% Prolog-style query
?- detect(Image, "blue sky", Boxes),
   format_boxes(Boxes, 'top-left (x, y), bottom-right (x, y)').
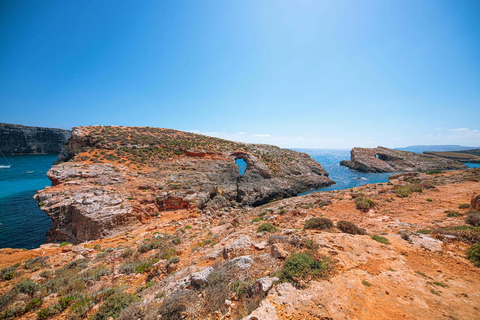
top-left (1, 0), bottom-right (479, 148)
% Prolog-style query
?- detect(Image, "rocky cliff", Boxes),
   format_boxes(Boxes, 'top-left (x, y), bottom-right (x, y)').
top-left (424, 151), bottom-right (480, 164)
top-left (340, 146), bottom-right (468, 173)
top-left (34, 126), bottom-right (334, 243)
top-left (0, 123), bottom-right (71, 155)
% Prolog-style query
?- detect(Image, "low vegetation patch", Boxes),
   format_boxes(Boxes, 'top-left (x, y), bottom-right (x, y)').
top-left (426, 170), bottom-right (442, 175)
top-left (459, 203), bottom-right (471, 209)
top-left (355, 197), bottom-right (375, 211)
top-left (371, 235), bottom-right (390, 245)
top-left (416, 229), bottom-right (431, 234)
top-left (362, 280), bottom-right (371, 287)
top-left (445, 210), bottom-right (460, 217)
top-left (466, 243), bottom-right (480, 267)
top-left (465, 211), bottom-right (480, 227)
top-left (89, 291), bottom-right (140, 320)
top-left (304, 217), bottom-right (333, 230)
top-left (280, 251), bottom-right (333, 288)
top-left (257, 223), bottom-right (279, 233)
top-left (336, 221), bottom-right (367, 235)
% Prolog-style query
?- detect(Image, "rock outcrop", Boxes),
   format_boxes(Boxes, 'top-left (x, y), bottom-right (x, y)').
top-left (3, 168), bottom-right (480, 320)
top-left (35, 126), bottom-right (334, 243)
top-left (424, 151), bottom-right (480, 164)
top-left (340, 146), bottom-right (467, 173)
top-left (0, 123), bottom-right (71, 154)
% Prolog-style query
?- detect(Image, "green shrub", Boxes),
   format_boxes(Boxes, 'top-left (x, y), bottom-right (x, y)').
top-left (252, 218), bottom-right (260, 223)
top-left (280, 251), bottom-right (332, 287)
top-left (184, 225), bottom-right (192, 229)
top-left (60, 242), bottom-right (71, 247)
top-left (24, 256), bottom-right (49, 271)
top-left (394, 186), bottom-right (412, 198)
top-left (257, 223), bottom-right (279, 233)
top-left (304, 218), bottom-right (333, 230)
top-left (371, 235), bottom-right (390, 245)
top-left (355, 198), bottom-right (375, 211)
top-left (362, 280), bottom-right (371, 287)
top-left (121, 248), bottom-right (134, 258)
top-left (416, 229), bottom-right (431, 234)
top-left (445, 210), bottom-right (460, 217)
top-left (466, 243), bottom-right (480, 267)
top-left (37, 307), bottom-right (58, 319)
top-left (433, 281), bottom-right (448, 288)
top-left (15, 278), bottom-right (40, 295)
top-left (279, 209), bottom-right (286, 215)
top-left (459, 203), bottom-right (471, 209)
top-left (0, 306), bottom-right (23, 319)
top-left (426, 198), bottom-right (433, 202)
top-left (426, 170), bottom-right (442, 174)
top-left (336, 221), bottom-right (366, 235)
top-left (0, 267), bottom-right (16, 281)
top-left (89, 292), bottom-right (140, 320)
top-left (24, 298), bottom-right (42, 312)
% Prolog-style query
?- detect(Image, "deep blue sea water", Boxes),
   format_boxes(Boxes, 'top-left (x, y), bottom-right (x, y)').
top-left (0, 151), bottom-right (478, 250)
top-left (0, 154), bottom-right (56, 249)
top-left (292, 149), bottom-right (393, 195)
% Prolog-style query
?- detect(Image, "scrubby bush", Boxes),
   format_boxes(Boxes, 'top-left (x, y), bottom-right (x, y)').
top-left (257, 223), bottom-right (279, 233)
top-left (426, 170), bottom-right (442, 174)
top-left (89, 292), bottom-right (140, 320)
top-left (156, 289), bottom-right (197, 320)
top-left (304, 218), bottom-right (333, 230)
top-left (467, 243), bottom-right (480, 267)
top-left (24, 256), bottom-right (49, 271)
top-left (0, 267), bottom-right (16, 281)
top-left (355, 197), bottom-right (375, 211)
top-left (445, 210), bottom-right (460, 217)
top-left (337, 221), bottom-right (367, 235)
top-left (280, 251), bottom-right (332, 287)
top-left (459, 203), bottom-right (471, 209)
top-left (394, 186), bottom-right (412, 198)
top-left (24, 298), bottom-right (42, 312)
top-left (466, 211), bottom-right (480, 227)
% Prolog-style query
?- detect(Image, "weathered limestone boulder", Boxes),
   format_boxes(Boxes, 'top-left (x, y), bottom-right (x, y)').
top-left (340, 146), bottom-right (467, 173)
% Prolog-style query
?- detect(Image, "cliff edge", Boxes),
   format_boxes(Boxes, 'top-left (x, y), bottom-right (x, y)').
top-left (340, 146), bottom-right (467, 173)
top-left (0, 123), bottom-right (71, 155)
top-left (35, 126), bottom-right (334, 243)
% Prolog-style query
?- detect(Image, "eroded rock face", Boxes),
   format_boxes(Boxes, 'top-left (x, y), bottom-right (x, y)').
top-left (0, 123), bottom-right (71, 154)
top-left (35, 126), bottom-right (333, 243)
top-left (340, 146), bottom-right (467, 173)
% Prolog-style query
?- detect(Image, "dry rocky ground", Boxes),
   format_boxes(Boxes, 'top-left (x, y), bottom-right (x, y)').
top-left (1, 169), bottom-right (480, 319)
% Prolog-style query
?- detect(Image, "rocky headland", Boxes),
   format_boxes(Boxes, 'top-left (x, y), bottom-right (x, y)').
top-left (34, 126), bottom-right (334, 244)
top-left (0, 123), bottom-right (71, 155)
top-left (1, 168), bottom-right (480, 319)
top-left (424, 151), bottom-right (480, 164)
top-left (340, 146), bottom-right (467, 173)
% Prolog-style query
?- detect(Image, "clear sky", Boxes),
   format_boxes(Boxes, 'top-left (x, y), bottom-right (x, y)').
top-left (1, 0), bottom-right (479, 149)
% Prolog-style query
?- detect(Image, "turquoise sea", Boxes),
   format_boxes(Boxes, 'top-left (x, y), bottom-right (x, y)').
top-left (0, 154), bottom-right (57, 249)
top-left (1, 151), bottom-right (479, 250)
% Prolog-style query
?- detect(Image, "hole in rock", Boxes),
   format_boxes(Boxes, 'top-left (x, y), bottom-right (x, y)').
top-left (236, 158), bottom-right (247, 176)
top-left (376, 154), bottom-right (389, 161)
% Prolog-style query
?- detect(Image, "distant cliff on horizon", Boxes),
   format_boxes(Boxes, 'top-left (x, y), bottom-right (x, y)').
top-left (395, 145), bottom-right (479, 153)
top-left (0, 123), bottom-right (71, 155)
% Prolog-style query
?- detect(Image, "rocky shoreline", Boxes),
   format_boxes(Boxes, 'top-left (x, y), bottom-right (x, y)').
top-left (340, 146), bottom-right (467, 173)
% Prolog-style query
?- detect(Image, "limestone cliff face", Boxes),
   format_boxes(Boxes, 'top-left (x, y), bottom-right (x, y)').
top-left (0, 123), bottom-right (71, 155)
top-left (424, 151), bottom-right (480, 164)
top-left (340, 146), bottom-right (467, 173)
top-left (35, 126), bottom-right (334, 243)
